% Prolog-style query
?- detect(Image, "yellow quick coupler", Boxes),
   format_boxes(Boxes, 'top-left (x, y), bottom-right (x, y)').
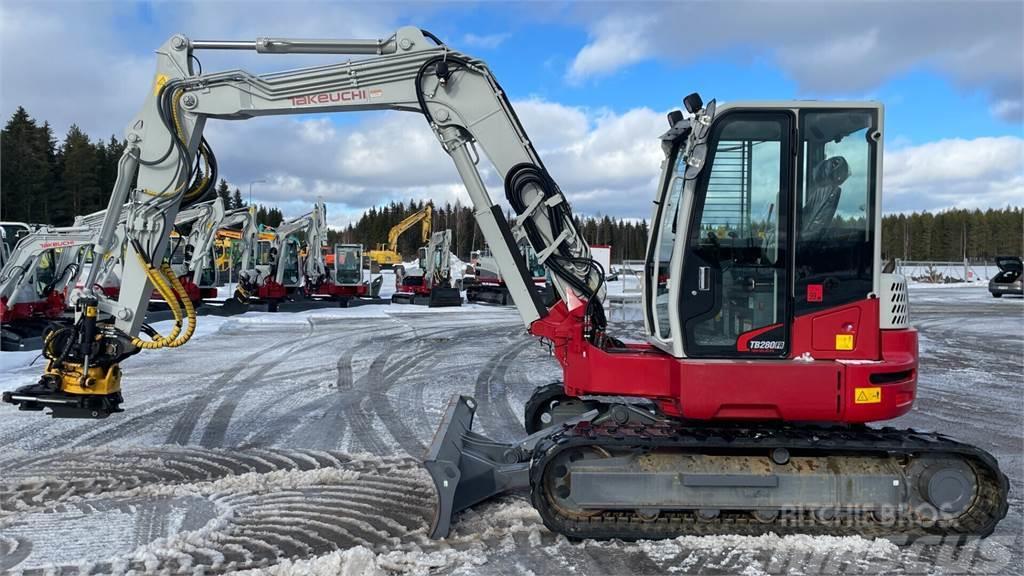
top-left (47, 362), bottom-right (123, 395)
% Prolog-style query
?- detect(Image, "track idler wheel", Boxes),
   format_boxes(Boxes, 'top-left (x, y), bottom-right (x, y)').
top-left (541, 446), bottom-right (611, 520)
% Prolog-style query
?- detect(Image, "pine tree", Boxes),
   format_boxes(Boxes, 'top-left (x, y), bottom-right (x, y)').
top-left (216, 179), bottom-right (232, 209)
top-left (267, 207), bottom-right (283, 227)
top-left (60, 125), bottom-right (99, 216)
top-left (0, 107), bottom-right (51, 222)
top-left (232, 188), bottom-right (244, 209)
top-left (94, 134), bottom-right (125, 212)
top-left (37, 120), bottom-right (58, 223)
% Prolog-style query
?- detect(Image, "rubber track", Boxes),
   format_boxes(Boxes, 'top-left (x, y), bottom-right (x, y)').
top-left (530, 421), bottom-right (1010, 541)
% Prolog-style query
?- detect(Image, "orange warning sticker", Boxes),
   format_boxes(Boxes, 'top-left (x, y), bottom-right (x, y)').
top-left (835, 334), bottom-right (854, 351)
top-left (855, 387), bottom-right (882, 404)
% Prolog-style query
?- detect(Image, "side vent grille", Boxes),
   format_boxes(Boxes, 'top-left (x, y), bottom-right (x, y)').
top-left (880, 273), bottom-right (909, 329)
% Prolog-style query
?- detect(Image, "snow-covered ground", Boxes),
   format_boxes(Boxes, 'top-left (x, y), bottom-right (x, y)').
top-left (0, 285), bottom-right (1020, 575)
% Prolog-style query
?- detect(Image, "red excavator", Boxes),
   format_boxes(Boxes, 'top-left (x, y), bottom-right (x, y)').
top-left (2, 28), bottom-right (1007, 543)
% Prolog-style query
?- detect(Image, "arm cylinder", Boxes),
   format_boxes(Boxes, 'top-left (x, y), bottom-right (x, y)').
top-left (82, 148), bottom-right (139, 295)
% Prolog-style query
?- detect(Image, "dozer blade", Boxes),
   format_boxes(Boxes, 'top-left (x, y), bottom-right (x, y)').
top-left (391, 292), bottom-right (415, 305)
top-left (208, 296), bottom-right (250, 316)
top-left (423, 394), bottom-right (599, 539)
top-left (428, 287), bottom-right (462, 308)
top-left (424, 395), bottom-right (530, 538)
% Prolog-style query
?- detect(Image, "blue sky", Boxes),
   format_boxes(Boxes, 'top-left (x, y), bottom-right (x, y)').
top-left (1, 1), bottom-right (1021, 224)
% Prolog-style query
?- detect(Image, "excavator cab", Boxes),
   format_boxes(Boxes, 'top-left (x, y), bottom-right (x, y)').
top-left (427, 98), bottom-right (980, 541)
top-left (645, 100), bottom-right (881, 362)
top-left (334, 244), bottom-right (363, 286)
top-left (280, 237), bottom-right (302, 288)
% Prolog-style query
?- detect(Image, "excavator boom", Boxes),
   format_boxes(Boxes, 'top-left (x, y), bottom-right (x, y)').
top-left (368, 203), bottom-right (434, 267)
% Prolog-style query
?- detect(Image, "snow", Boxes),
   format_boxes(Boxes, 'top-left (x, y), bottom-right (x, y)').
top-left (899, 264), bottom-right (1000, 284)
top-left (1, 283), bottom-right (1020, 575)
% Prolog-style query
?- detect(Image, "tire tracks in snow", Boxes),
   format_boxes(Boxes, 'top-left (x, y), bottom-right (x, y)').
top-left (0, 536), bottom-right (32, 571)
top-left (376, 323), bottom-right (514, 457)
top-left (203, 317), bottom-right (403, 448)
top-left (168, 319), bottom-right (362, 448)
top-left (244, 323), bottom-right (413, 452)
top-left (473, 336), bottom-right (535, 439)
top-left (1, 446), bottom-right (439, 574)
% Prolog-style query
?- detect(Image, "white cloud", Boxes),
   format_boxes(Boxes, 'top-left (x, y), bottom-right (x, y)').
top-left (990, 99), bottom-right (1023, 123)
top-left (204, 100), bottom-right (667, 222)
top-left (567, 2), bottom-right (1023, 122)
top-left (567, 15), bottom-right (655, 83)
top-left (461, 32), bottom-right (511, 50)
top-left (883, 137), bottom-right (1024, 212)
top-left (2, 2), bottom-right (1019, 228)
top-left (0, 2), bottom-right (153, 139)
top-left (0, 1), bottom-right (414, 139)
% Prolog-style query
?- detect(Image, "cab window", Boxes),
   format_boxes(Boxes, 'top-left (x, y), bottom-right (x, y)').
top-left (796, 110), bottom-right (877, 313)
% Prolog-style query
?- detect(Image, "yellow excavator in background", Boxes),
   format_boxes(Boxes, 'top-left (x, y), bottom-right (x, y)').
top-left (366, 204), bottom-right (432, 268)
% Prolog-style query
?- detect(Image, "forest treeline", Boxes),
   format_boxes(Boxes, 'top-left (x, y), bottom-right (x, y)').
top-left (880, 208), bottom-right (1022, 262)
top-left (1, 106), bottom-right (286, 228)
top-left (2, 108), bottom-right (1021, 262)
top-left (328, 200), bottom-right (652, 261)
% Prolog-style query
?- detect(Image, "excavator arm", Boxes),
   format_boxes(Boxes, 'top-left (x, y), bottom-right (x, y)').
top-left (0, 226), bottom-right (99, 310)
top-left (267, 199), bottom-right (328, 286)
top-left (12, 27), bottom-right (595, 340)
top-left (386, 203), bottom-right (433, 253)
top-left (170, 197), bottom-right (226, 285)
top-left (2, 26), bottom-right (606, 533)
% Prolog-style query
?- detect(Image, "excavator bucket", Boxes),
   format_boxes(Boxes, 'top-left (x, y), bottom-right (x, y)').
top-left (428, 287), bottom-right (462, 307)
top-left (423, 395), bottom-right (530, 539)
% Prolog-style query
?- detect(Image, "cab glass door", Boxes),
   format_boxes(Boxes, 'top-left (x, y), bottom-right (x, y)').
top-left (647, 147), bottom-right (687, 340)
top-left (681, 112), bottom-right (792, 357)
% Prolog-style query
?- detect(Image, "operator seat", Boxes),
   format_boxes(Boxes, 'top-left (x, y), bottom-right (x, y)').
top-left (801, 156), bottom-right (848, 240)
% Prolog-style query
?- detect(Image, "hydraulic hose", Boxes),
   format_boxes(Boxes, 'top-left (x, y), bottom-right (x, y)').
top-left (130, 253), bottom-right (183, 349)
top-left (127, 241), bottom-right (196, 350)
top-left (504, 163), bottom-right (608, 339)
top-left (163, 261), bottom-right (196, 347)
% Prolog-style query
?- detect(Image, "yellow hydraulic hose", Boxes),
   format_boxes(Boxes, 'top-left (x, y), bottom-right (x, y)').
top-left (130, 253), bottom-right (184, 349)
top-left (161, 261), bottom-right (196, 348)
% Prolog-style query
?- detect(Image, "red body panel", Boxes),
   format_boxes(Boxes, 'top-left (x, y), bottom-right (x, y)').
top-left (0, 292), bottom-right (66, 323)
top-left (530, 297), bottom-right (917, 424)
top-left (316, 281), bottom-right (369, 297)
top-left (150, 277), bottom-right (209, 304)
top-left (257, 279), bottom-right (287, 300)
top-left (398, 277), bottom-right (431, 296)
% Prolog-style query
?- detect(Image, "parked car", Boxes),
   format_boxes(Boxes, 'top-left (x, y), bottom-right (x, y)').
top-left (989, 256), bottom-right (1023, 297)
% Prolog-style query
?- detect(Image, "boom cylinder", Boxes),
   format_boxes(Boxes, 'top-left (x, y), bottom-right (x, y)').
top-left (191, 37), bottom-right (398, 55)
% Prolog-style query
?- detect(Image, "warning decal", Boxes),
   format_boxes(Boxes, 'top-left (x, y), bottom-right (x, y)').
top-left (854, 387), bottom-right (882, 404)
top-left (835, 334), bottom-right (854, 350)
top-left (154, 74), bottom-right (168, 96)
top-left (807, 284), bottom-right (823, 302)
